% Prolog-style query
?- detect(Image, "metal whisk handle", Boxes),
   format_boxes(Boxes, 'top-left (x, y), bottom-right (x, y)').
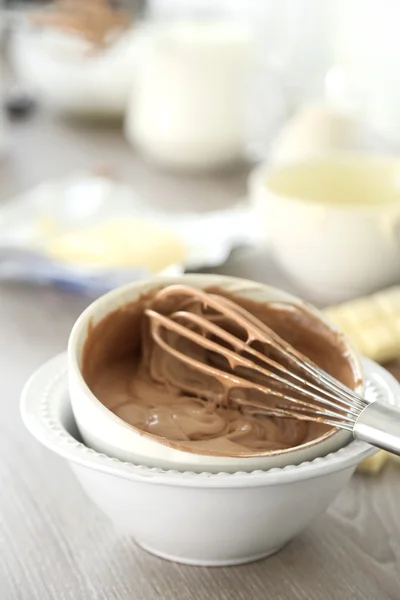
top-left (354, 402), bottom-right (400, 456)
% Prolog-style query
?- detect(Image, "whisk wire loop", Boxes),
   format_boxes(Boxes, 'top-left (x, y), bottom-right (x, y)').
top-left (145, 285), bottom-right (368, 428)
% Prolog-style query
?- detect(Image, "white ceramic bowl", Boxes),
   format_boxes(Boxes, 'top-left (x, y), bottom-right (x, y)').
top-left (21, 353), bottom-right (396, 566)
top-left (67, 274), bottom-right (363, 473)
top-left (10, 26), bottom-right (139, 118)
top-left (249, 156), bottom-right (400, 303)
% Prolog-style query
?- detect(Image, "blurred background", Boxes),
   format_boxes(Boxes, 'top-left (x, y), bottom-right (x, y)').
top-left (1, 0), bottom-right (400, 311)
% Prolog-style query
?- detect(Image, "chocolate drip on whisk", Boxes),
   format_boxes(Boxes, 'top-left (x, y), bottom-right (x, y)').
top-left (145, 285), bottom-right (368, 431)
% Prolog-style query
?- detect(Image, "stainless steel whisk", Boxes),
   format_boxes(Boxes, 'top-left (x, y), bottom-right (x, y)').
top-left (146, 285), bottom-right (400, 457)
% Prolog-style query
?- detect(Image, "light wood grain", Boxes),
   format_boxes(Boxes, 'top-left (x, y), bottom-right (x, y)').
top-left (0, 81), bottom-right (399, 600)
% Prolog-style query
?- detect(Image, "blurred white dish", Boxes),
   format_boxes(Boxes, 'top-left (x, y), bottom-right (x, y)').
top-left (68, 274), bottom-right (362, 473)
top-left (21, 353), bottom-right (394, 566)
top-left (250, 156), bottom-right (400, 304)
top-left (0, 173), bottom-right (256, 293)
top-left (9, 25), bottom-right (139, 118)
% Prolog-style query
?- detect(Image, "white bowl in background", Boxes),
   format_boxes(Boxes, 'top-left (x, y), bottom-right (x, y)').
top-left (67, 274), bottom-right (363, 473)
top-left (21, 353), bottom-right (394, 566)
top-left (249, 156), bottom-right (400, 304)
top-left (10, 25), bottom-right (140, 118)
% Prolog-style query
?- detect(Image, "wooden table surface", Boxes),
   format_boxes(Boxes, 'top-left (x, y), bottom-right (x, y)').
top-left (0, 107), bottom-right (400, 600)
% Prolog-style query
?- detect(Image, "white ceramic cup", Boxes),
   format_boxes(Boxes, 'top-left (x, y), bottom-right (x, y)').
top-left (250, 155), bottom-right (400, 304)
top-left (67, 274), bottom-right (363, 473)
top-left (125, 22), bottom-right (251, 170)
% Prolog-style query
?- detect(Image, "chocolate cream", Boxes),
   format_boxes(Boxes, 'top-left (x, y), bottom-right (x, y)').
top-left (82, 285), bottom-right (358, 456)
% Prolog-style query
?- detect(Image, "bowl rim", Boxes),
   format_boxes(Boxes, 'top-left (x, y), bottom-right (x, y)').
top-left (67, 274), bottom-right (364, 462)
top-left (248, 154), bottom-right (400, 213)
top-left (19, 352), bottom-right (392, 489)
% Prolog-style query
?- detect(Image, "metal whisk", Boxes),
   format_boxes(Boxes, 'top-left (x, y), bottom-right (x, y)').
top-left (145, 285), bottom-right (400, 457)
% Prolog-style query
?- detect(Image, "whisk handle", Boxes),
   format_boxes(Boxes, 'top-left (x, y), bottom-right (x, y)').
top-left (354, 402), bottom-right (400, 456)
